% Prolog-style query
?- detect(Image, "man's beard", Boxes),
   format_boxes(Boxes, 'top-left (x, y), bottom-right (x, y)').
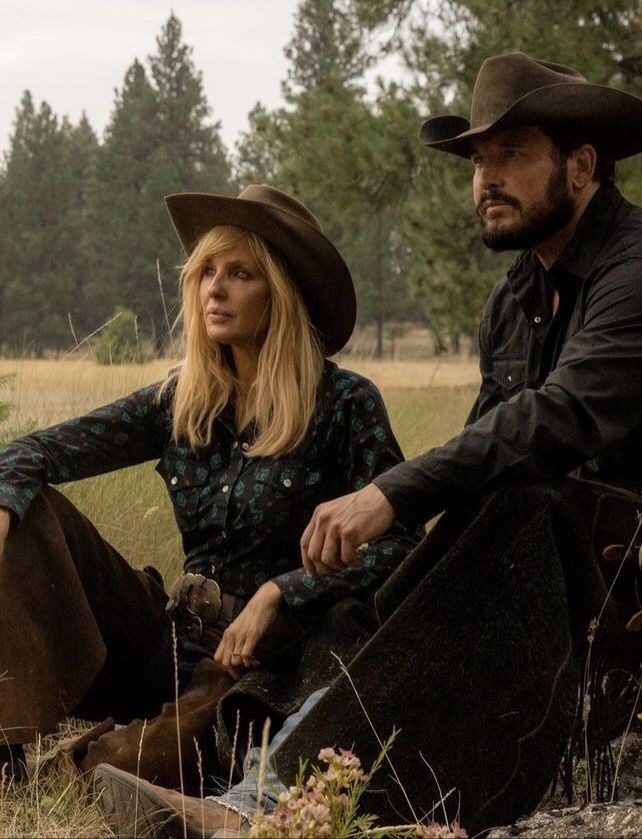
top-left (478, 163), bottom-right (575, 251)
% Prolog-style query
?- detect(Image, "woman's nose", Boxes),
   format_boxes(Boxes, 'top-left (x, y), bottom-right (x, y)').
top-left (205, 272), bottom-right (226, 297)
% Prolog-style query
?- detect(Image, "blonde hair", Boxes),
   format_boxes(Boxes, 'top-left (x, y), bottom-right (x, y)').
top-left (165, 225), bottom-right (324, 457)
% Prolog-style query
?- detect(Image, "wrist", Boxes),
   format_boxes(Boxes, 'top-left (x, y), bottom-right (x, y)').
top-left (258, 580), bottom-right (282, 606)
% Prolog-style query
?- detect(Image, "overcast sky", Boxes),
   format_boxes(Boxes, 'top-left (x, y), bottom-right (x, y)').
top-left (0, 0), bottom-right (303, 156)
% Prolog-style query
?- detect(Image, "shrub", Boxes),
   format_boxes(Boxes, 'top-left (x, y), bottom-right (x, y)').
top-left (92, 307), bottom-right (154, 365)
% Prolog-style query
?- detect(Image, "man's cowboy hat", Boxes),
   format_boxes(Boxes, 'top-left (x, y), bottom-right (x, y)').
top-left (164, 184), bottom-right (356, 356)
top-left (420, 51), bottom-right (642, 160)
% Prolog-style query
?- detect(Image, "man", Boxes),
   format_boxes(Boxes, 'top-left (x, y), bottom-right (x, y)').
top-left (95, 52), bottom-right (642, 836)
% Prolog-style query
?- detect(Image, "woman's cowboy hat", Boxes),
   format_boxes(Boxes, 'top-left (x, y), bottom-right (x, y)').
top-left (164, 184), bottom-right (356, 355)
top-left (420, 51), bottom-right (642, 160)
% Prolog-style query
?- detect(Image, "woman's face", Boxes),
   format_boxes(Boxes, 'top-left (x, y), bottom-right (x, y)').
top-left (199, 238), bottom-right (271, 351)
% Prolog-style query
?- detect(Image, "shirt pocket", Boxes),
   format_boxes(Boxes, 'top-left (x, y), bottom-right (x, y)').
top-left (490, 357), bottom-right (527, 399)
top-left (253, 461), bottom-right (322, 532)
top-left (156, 454), bottom-right (211, 532)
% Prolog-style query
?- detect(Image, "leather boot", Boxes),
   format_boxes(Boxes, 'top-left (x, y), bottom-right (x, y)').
top-left (80, 658), bottom-right (234, 794)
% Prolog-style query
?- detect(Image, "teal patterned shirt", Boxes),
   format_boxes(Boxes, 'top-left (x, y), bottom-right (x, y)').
top-left (0, 362), bottom-right (419, 611)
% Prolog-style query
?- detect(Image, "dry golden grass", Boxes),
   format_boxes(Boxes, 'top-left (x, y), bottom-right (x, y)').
top-left (0, 356), bottom-right (478, 581)
top-left (0, 354), bottom-right (479, 837)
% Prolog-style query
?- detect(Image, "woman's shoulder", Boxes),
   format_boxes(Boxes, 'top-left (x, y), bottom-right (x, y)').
top-left (318, 362), bottom-right (386, 415)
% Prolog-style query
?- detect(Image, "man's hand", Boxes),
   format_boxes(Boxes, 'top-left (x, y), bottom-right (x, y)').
top-left (214, 581), bottom-right (281, 678)
top-left (300, 483), bottom-right (395, 576)
top-left (0, 508), bottom-right (10, 563)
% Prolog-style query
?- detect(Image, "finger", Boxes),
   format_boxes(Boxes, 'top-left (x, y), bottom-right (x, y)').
top-left (306, 517), bottom-right (331, 574)
top-left (301, 517), bottom-right (318, 577)
top-left (220, 629), bottom-right (239, 671)
top-left (317, 524), bottom-right (343, 573)
top-left (341, 534), bottom-right (362, 569)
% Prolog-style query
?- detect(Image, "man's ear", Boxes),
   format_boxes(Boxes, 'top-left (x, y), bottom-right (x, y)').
top-left (569, 144), bottom-right (598, 188)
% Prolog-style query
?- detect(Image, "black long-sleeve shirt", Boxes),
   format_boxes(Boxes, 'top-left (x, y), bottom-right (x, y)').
top-left (0, 361), bottom-right (419, 610)
top-left (376, 184), bottom-right (642, 525)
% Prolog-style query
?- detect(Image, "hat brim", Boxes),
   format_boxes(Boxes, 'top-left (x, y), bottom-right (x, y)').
top-left (420, 83), bottom-right (642, 160)
top-left (164, 193), bottom-right (356, 356)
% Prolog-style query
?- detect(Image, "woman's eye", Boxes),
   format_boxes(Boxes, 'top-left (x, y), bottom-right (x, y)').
top-left (234, 268), bottom-right (250, 279)
top-left (203, 267), bottom-right (215, 279)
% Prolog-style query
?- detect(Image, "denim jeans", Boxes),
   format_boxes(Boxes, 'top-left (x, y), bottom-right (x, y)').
top-left (213, 687), bottom-right (328, 816)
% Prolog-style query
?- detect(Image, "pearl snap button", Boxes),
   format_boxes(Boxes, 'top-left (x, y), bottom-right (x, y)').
top-left (506, 375), bottom-right (512, 384)
top-left (534, 315), bottom-right (542, 324)
top-left (222, 484), bottom-right (229, 493)
top-left (283, 478), bottom-right (292, 488)
top-left (170, 476), bottom-right (178, 486)
top-left (241, 442), bottom-right (249, 451)
top-left (232, 441), bottom-right (238, 449)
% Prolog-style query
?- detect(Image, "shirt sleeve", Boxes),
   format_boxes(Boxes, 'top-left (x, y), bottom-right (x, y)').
top-left (374, 259), bottom-right (642, 527)
top-left (272, 375), bottom-right (422, 611)
top-left (0, 381), bottom-right (172, 521)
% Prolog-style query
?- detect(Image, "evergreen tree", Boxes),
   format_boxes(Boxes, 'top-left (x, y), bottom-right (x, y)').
top-left (238, 0), bottom-right (418, 357)
top-left (283, 0), bottom-right (369, 95)
top-left (0, 93), bottom-right (98, 354)
top-left (85, 15), bottom-right (234, 351)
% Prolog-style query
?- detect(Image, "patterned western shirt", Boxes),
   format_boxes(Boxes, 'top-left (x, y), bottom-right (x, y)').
top-left (0, 361), bottom-right (418, 611)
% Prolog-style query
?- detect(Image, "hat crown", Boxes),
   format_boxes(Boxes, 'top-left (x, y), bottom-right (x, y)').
top-left (470, 52), bottom-right (587, 128)
top-left (238, 184), bottom-right (323, 233)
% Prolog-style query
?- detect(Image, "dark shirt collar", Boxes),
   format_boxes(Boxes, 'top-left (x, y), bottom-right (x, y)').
top-left (506, 184), bottom-right (624, 317)
top-left (556, 183), bottom-right (624, 280)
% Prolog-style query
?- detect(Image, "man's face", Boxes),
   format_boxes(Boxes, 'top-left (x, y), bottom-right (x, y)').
top-left (471, 126), bottom-right (576, 251)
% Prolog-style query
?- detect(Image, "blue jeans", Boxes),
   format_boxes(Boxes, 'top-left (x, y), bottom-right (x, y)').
top-left (213, 687), bottom-right (328, 816)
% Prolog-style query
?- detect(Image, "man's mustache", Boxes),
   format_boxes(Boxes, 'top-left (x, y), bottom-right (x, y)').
top-left (476, 190), bottom-right (521, 217)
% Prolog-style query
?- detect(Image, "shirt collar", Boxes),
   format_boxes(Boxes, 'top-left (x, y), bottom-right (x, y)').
top-left (556, 183), bottom-right (624, 280)
top-left (506, 184), bottom-right (624, 313)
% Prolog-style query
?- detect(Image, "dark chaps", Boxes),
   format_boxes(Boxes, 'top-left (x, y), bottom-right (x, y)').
top-left (272, 479), bottom-right (642, 835)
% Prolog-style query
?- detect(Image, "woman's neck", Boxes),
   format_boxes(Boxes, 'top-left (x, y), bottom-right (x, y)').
top-left (231, 345), bottom-right (259, 432)
top-left (231, 345), bottom-right (259, 389)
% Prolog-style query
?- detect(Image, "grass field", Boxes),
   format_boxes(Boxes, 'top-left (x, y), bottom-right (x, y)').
top-left (0, 356), bottom-right (480, 837)
top-left (0, 356), bottom-right (479, 584)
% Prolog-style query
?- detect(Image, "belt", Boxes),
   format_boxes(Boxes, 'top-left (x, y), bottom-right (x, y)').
top-left (166, 573), bottom-right (246, 650)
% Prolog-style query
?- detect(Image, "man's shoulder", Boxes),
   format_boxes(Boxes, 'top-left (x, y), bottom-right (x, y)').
top-left (600, 193), bottom-right (642, 262)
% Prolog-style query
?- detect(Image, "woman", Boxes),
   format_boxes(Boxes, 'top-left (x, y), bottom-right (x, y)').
top-left (0, 185), bottom-right (417, 789)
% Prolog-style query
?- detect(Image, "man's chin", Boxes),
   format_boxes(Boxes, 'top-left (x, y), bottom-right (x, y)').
top-left (480, 222), bottom-right (525, 251)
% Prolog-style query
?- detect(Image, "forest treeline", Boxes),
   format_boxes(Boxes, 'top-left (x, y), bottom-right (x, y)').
top-left (1, 0), bottom-right (641, 358)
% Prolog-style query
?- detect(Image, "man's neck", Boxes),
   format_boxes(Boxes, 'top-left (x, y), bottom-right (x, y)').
top-left (533, 181), bottom-right (601, 270)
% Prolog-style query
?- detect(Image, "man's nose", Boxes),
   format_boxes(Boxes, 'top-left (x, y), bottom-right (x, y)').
top-left (477, 160), bottom-right (504, 190)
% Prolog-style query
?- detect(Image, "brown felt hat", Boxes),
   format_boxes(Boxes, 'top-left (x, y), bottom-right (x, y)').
top-left (164, 184), bottom-right (356, 356)
top-left (420, 51), bottom-right (642, 160)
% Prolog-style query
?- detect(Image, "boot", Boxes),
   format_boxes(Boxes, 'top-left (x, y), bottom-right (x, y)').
top-left (94, 762), bottom-right (248, 838)
top-left (80, 658), bottom-right (234, 794)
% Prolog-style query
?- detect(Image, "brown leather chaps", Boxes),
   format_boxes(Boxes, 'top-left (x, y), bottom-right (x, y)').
top-left (0, 486), bottom-right (240, 791)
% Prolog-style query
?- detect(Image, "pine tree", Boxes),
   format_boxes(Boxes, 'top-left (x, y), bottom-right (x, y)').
top-left (0, 93), bottom-right (98, 354)
top-left (84, 15), bottom-right (234, 351)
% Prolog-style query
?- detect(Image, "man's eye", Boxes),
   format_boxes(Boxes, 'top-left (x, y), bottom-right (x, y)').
top-left (471, 155), bottom-right (483, 167)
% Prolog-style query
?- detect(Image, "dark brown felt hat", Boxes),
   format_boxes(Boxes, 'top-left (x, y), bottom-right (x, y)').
top-left (164, 184), bottom-right (356, 356)
top-left (420, 51), bottom-right (642, 160)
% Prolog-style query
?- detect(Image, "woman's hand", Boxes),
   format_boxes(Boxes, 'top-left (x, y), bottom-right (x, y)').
top-left (0, 508), bottom-right (11, 562)
top-left (214, 581), bottom-right (282, 678)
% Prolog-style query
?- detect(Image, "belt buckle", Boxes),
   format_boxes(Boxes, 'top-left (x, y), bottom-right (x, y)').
top-left (166, 573), bottom-right (222, 642)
